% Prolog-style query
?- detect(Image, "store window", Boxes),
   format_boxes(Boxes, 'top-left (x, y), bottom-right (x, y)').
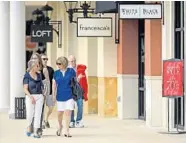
top-left (174, 1), bottom-right (185, 128)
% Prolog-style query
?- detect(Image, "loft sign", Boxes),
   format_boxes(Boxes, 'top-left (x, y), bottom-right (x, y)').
top-left (31, 25), bottom-right (53, 42)
top-left (119, 4), bottom-right (162, 19)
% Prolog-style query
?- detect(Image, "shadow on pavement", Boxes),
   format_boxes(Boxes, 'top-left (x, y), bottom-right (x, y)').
top-left (42, 134), bottom-right (58, 138)
top-left (158, 131), bottom-right (186, 135)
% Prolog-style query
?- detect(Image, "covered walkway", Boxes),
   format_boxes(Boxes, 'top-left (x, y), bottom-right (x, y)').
top-left (0, 113), bottom-right (185, 143)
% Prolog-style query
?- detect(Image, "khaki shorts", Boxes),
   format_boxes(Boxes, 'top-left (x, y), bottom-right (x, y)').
top-left (46, 95), bottom-right (55, 107)
top-left (43, 79), bottom-right (55, 107)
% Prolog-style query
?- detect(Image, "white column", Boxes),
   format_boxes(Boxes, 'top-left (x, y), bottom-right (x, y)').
top-left (161, 1), bottom-right (175, 130)
top-left (9, 1), bottom-right (26, 118)
top-left (0, 2), bottom-right (10, 112)
top-left (97, 14), bottom-right (117, 117)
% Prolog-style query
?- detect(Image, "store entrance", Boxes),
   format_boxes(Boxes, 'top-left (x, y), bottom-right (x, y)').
top-left (138, 19), bottom-right (145, 120)
top-left (174, 1), bottom-right (185, 130)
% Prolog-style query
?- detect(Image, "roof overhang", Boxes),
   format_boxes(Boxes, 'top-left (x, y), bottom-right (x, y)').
top-left (95, 1), bottom-right (144, 14)
top-left (25, 1), bottom-right (47, 6)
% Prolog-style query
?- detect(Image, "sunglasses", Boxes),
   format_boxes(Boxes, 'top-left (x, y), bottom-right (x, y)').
top-left (56, 63), bottom-right (62, 65)
top-left (69, 60), bottom-right (76, 63)
top-left (42, 58), bottom-right (48, 61)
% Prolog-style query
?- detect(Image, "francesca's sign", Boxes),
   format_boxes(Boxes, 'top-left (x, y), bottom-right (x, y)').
top-left (77, 18), bottom-right (112, 37)
top-left (31, 25), bottom-right (53, 42)
top-left (119, 4), bottom-right (162, 19)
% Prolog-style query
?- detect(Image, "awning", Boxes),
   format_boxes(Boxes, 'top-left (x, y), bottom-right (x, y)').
top-left (95, 1), bottom-right (144, 14)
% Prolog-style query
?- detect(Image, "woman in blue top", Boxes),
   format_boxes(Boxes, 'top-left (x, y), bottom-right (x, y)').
top-left (52, 56), bottom-right (76, 137)
top-left (23, 59), bottom-right (44, 138)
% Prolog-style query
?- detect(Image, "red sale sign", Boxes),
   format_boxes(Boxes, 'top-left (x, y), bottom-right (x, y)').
top-left (162, 59), bottom-right (184, 97)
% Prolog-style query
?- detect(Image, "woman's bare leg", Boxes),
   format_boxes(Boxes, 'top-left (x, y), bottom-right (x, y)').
top-left (64, 110), bottom-right (72, 136)
top-left (57, 111), bottom-right (63, 135)
top-left (46, 106), bottom-right (54, 122)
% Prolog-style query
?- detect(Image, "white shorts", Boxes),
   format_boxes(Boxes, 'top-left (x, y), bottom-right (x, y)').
top-left (57, 99), bottom-right (75, 111)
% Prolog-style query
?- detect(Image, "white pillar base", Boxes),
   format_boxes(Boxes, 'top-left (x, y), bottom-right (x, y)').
top-left (117, 74), bottom-right (138, 119)
top-left (0, 108), bottom-right (10, 113)
top-left (145, 76), bottom-right (162, 127)
top-left (145, 76), bottom-right (173, 129)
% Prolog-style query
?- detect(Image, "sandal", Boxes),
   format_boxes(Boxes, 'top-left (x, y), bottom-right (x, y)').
top-left (26, 132), bottom-right (32, 137)
top-left (37, 128), bottom-right (43, 136)
top-left (33, 132), bottom-right (41, 138)
top-left (33, 134), bottom-right (41, 138)
top-left (56, 127), bottom-right (62, 136)
top-left (64, 134), bottom-right (72, 137)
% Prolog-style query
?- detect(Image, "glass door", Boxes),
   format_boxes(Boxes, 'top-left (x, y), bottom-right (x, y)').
top-left (138, 19), bottom-right (145, 120)
top-left (174, 1), bottom-right (185, 129)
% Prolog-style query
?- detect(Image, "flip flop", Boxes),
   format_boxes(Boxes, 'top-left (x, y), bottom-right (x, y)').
top-left (56, 127), bottom-right (62, 136)
top-left (64, 134), bottom-right (72, 137)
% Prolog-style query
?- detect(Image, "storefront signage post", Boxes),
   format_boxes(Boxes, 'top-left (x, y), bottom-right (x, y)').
top-left (162, 59), bottom-right (184, 133)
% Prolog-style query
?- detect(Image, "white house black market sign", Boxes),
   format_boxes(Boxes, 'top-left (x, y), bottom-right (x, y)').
top-left (119, 4), bottom-right (162, 19)
top-left (77, 18), bottom-right (112, 37)
top-left (31, 25), bottom-right (53, 42)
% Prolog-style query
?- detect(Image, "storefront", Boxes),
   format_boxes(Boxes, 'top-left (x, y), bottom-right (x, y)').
top-left (0, 1), bottom-right (185, 131)
top-left (96, 1), bottom-right (186, 130)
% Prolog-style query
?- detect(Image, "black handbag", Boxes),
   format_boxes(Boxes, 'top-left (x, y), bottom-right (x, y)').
top-left (70, 77), bottom-right (84, 101)
top-left (71, 77), bottom-right (78, 101)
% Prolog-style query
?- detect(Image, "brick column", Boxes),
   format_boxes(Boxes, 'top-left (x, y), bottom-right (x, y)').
top-left (145, 19), bottom-right (162, 127)
top-left (145, 20), bottom-right (162, 76)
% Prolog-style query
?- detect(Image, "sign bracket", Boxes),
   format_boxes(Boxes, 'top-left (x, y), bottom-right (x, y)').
top-left (115, 12), bottom-right (120, 44)
top-left (49, 21), bottom-right (62, 48)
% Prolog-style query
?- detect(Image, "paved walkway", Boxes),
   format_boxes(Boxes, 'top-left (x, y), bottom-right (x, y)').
top-left (0, 113), bottom-right (185, 143)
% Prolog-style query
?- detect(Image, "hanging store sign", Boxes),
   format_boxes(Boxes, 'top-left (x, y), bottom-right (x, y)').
top-left (31, 25), bottom-right (53, 42)
top-left (77, 18), bottom-right (112, 37)
top-left (119, 4), bottom-right (162, 19)
top-left (162, 59), bottom-right (184, 98)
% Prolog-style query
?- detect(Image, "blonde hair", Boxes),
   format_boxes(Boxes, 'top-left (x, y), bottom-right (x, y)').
top-left (31, 52), bottom-right (43, 70)
top-left (27, 59), bottom-right (38, 72)
top-left (56, 56), bottom-right (68, 69)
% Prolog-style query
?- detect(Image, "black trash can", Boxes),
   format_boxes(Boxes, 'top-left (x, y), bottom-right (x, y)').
top-left (15, 97), bottom-right (26, 119)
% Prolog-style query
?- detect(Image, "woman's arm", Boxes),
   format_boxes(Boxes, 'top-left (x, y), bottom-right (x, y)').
top-left (41, 81), bottom-right (47, 96)
top-left (23, 76), bottom-right (32, 99)
top-left (23, 75), bottom-right (35, 104)
top-left (23, 84), bottom-right (32, 99)
top-left (52, 79), bottom-right (57, 100)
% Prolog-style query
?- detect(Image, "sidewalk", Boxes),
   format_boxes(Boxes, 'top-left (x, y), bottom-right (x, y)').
top-left (0, 112), bottom-right (185, 143)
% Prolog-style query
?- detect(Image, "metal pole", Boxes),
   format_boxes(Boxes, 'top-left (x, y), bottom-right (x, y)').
top-left (168, 97), bottom-right (170, 132)
top-left (176, 97), bottom-right (180, 133)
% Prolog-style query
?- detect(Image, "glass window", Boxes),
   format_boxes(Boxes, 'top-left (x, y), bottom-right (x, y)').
top-left (175, 1), bottom-right (181, 28)
top-left (174, 1), bottom-right (185, 127)
top-left (174, 1), bottom-right (184, 59)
